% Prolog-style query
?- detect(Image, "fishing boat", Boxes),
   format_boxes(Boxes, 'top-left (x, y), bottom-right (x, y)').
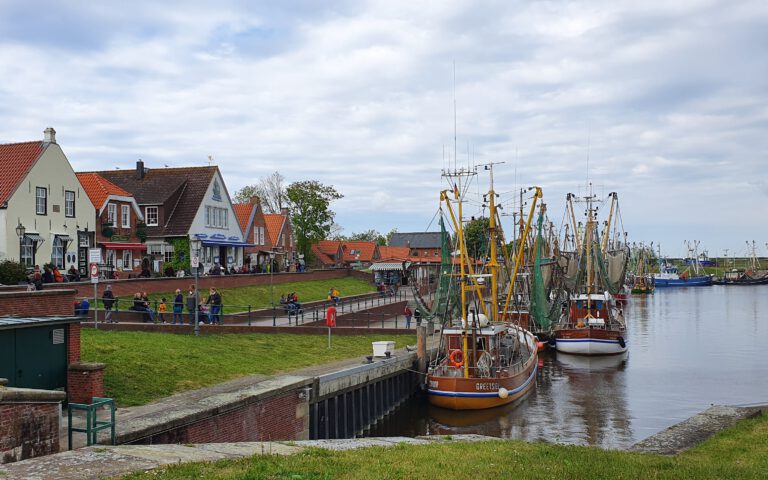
top-left (653, 241), bottom-right (712, 287)
top-left (426, 169), bottom-right (538, 410)
top-left (712, 271), bottom-right (768, 285)
top-left (630, 244), bottom-right (654, 294)
top-left (553, 189), bottom-right (628, 356)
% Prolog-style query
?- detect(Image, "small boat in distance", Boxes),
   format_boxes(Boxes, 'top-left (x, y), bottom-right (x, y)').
top-left (653, 242), bottom-right (712, 287)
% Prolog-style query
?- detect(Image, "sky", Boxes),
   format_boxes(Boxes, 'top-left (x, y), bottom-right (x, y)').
top-left (1, 0), bottom-right (766, 258)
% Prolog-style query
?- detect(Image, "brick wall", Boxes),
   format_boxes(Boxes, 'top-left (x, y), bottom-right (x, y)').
top-left (18, 268), bottom-right (354, 298)
top-left (0, 396), bottom-right (64, 464)
top-left (67, 323), bottom-right (81, 364)
top-left (0, 289), bottom-right (78, 316)
top-left (127, 387), bottom-right (308, 444)
top-left (67, 363), bottom-right (105, 404)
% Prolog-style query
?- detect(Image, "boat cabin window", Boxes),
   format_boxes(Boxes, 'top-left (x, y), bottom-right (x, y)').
top-left (448, 336), bottom-right (461, 350)
top-left (476, 337), bottom-right (487, 352)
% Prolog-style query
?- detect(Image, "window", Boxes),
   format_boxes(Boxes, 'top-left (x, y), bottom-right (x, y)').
top-left (146, 206), bottom-right (159, 226)
top-left (121, 205), bottom-right (130, 228)
top-left (205, 206), bottom-right (229, 228)
top-left (51, 236), bottom-right (64, 268)
top-left (65, 190), bottom-right (75, 217)
top-left (122, 250), bottom-right (132, 270)
top-left (164, 243), bottom-right (174, 263)
top-left (106, 250), bottom-right (115, 266)
top-left (36, 187), bottom-right (47, 215)
top-left (107, 203), bottom-right (117, 224)
top-left (21, 237), bottom-right (34, 267)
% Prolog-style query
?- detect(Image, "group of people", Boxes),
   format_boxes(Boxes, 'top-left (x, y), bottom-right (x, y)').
top-left (403, 305), bottom-right (422, 329)
top-left (27, 264), bottom-right (82, 290)
top-left (100, 285), bottom-right (223, 325)
top-left (279, 292), bottom-right (302, 313)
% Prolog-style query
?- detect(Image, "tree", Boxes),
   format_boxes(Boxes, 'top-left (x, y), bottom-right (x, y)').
top-left (286, 180), bottom-right (343, 259)
top-left (463, 217), bottom-right (489, 260)
top-left (346, 229), bottom-right (386, 245)
top-left (233, 171), bottom-right (286, 213)
top-left (0, 260), bottom-right (28, 286)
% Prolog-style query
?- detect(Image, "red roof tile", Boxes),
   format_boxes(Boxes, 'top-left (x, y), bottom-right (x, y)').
top-left (378, 246), bottom-right (410, 262)
top-left (315, 240), bottom-right (342, 255)
top-left (76, 172), bottom-right (133, 210)
top-left (341, 241), bottom-right (378, 262)
top-left (0, 141), bottom-right (44, 204)
top-left (311, 244), bottom-right (336, 266)
top-left (264, 213), bottom-right (286, 245)
top-left (232, 203), bottom-right (255, 237)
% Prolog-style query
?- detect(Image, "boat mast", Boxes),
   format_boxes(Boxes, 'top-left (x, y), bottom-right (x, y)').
top-left (601, 192), bottom-right (617, 254)
top-left (484, 162), bottom-right (503, 321)
top-left (567, 193), bottom-right (581, 253)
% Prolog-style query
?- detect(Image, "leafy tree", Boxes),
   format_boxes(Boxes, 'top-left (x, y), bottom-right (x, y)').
top-left (286, 180), bottom-right (343, 258)
top-left (463, 217), bottom-right (489, 260)
top-left (385, 228), bottom-right (398, 245)
top-left (346, 229), bottom-right (386, 245)
top-left (233, 171), bottom-right (286, 213)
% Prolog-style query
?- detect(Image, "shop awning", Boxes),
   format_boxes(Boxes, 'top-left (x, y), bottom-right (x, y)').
top-left (100, 242), bottom-right (147, 250)
top-left (55, 234), bottom-right (71, 242)
top-left (25, 233), bottom-right (45, 243)
top-left (201, 239), bottom-right (254, 247)
top-left (370, 262), bottom-right (406, 271)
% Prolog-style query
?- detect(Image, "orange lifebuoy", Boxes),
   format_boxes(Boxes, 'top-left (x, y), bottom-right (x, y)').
top-left (449, 349), bottom-right (464, 368)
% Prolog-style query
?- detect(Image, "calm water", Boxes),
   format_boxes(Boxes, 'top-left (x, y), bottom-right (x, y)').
top-left (368, 286), bottom-right (768, 448)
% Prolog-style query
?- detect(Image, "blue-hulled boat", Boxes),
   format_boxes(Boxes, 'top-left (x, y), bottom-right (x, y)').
top-left (653, 264), bottom-right (712, 287)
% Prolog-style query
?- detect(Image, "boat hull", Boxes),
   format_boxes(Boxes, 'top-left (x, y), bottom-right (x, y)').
top-left (554, 328), bottom-right (627, 355)
top-left (653, 276), bottom-right (712, 287)
top-left (712, 276), bottom-right (768, 286)
top-left (427, 355), bottom-right (537, 410)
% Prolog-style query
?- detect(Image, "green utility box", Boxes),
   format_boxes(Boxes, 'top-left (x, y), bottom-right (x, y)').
top-left (0, 316), bottom-right (80, 391)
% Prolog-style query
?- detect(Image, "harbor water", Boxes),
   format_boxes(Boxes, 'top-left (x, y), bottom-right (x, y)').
top-left (367, 285), bottom-right (768, 448)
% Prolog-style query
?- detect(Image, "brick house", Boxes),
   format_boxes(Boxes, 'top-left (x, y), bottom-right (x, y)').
top-left (76, 173), bottom-right (145, 275)
top-left (340, 241), bottom-right (380, 269)
top-left (389, 232), bottom-right (446, 288)
top-left (0, 128), bottom-right (95, 272)
top-left (92, 161), bottom-right (250, 274)
top-left (310, 240), bottom-right (344, 269)
top-left (232, 197), bottom-right (274, 271)
top-left (264, 208), bottom-right (298, 271)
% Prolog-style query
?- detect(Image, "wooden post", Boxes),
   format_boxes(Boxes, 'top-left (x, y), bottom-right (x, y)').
top-left (417, 325), bottom-right (427, 373)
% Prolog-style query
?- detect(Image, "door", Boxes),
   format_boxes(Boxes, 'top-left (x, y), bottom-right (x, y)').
top-left (14, 326), bottom-right (67, 390)
top-left (0, 330), bottom-right (15, 386)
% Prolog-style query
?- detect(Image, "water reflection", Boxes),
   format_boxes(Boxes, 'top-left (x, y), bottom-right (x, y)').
top-left (367, 287), bottom-right (768, 448)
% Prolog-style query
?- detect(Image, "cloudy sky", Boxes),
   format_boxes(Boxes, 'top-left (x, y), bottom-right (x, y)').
top-left (1, 0), bottom-right (766, 257)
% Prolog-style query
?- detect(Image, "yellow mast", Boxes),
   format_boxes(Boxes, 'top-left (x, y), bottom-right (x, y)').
top-left (567, 193), bottom-right (581, 253)
top-left (487, 166), bottom-right (499, 322)
top-left (501, 187), bottom-right (542, 320)
top-left (585, 204), bottom-right (594, 316)
top-left (601, 192), bottom-right (617, 254)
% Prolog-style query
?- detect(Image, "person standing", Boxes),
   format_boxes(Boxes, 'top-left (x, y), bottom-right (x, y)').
top-left (414, 308), bottom-right (422, 327)
top-left (206, 287), bottom-right (222, 325)
top-left (102, 285), bottom-right (116, 323)
top-left (172, 289), bottom-right (184, 324)
top-left (404, 305), bottom-right (413, 329)
top-left (186, 285), bottom-right (198, 325)
top-left (158, 298), bottom-right (168, 323)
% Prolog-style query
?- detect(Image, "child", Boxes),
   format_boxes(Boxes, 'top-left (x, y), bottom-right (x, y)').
top-left (158, 298), bottom-right (167, 323)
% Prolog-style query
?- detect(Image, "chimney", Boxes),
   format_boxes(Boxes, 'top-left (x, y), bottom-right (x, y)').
top-left (136, 159), bottom-right (145, 179)
top-left (250, 196), bottom-right (261, 206)
top-left (43, 127), bottom-right (56, 144)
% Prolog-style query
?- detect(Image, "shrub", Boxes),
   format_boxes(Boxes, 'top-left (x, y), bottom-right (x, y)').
top-left (0, 260), bottom-right (28, 285)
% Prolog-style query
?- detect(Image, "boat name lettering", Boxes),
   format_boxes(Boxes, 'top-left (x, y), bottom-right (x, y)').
top-left (429, 380), bottom-right (439, 389)
top-left (475, 383), bottom-right (500, 391)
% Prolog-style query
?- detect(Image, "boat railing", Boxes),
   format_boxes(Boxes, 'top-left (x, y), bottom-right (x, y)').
top-left (431, 356), bottom-right (532, 378)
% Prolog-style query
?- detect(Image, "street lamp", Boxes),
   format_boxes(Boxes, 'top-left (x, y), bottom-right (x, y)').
top-left (15, 222), bottom-right (25, 264)
top-left (190, 238), bottom-right (202, 336)
top-left (269, 251), bottom-right (275, 308)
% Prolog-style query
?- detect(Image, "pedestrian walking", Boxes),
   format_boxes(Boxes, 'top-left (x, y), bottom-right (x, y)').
top-left (186, 285), bottom-right (198, 325)
top-left (102, 285), bottom-right (115, 323)
top-left (206, 287), bottom-right (222, 325)
top-left (404, 305), bottom-right (413, 329)
top-left (172, 288), bottom-right (184, 324)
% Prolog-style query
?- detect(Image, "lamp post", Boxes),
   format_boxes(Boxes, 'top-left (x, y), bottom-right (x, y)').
top-left (269, 251), bottom-right (275, 308)
top-left (190, 238), bottom-right (202, 336)
top-left (15, 222), bottom-right (25, 264)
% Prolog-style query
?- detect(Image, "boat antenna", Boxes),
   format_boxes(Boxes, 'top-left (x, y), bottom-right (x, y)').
top-left (453, 60), bottom-right (458, 174)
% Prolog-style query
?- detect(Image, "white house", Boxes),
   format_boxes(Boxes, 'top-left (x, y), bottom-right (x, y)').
top-left (0, 128), bottom-right (95, 271)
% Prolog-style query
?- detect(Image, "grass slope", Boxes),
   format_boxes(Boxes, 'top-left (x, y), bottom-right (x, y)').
top-left (122, 413), bottom-right (768, 479)
top-left (82, 330), bottom-right (415, 407)
top-left (96, 277), bottom-right (375, 311)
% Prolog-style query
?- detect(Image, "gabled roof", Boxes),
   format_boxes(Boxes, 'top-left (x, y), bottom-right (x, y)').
top-left (76, 172), bottom-right (133, 210)
top-left (0, 141), bottom-right (45, 205)
top-left (377, 246), bottom-right (410, 262)
top-left (311, 244), bottom-right (336, 266)
top-left (341, 241), bottom-right (378, 263)
top-left (315, 240), bottom-right (342, 257)
top-left (264, 213), bottom-right (286, 245)
top-left (390, 232), bottom-right (443, 249)
top-left (95, 166), bottom-right (218, 237)
top-left (232, 203), bottom-right (256, 237)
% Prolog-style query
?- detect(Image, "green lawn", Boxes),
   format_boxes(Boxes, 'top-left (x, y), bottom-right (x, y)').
top-left (96, 277), bottom-right (375, 311)
top-left (81, 329), bottom-right (415, 407)
top-left (122, 413), bottom-right (768, 479)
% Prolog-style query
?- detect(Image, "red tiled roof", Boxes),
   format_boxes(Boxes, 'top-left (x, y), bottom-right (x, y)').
top-left (0, 141), bottom-right (44, 204)
top-left (76, 172), bottom-right (133, 210)
top-left (378, 246), bottom-right (410, 261)
top-left (264, 213), bottom-right (286, 245)
top-left (311, 244), bottom-right (336, 265)
top-left (232, 203), bottom-right (255, 237)
top-left (315, 240), bottom-right (342, 256)
top-left (341, 241), bottom-right (378, 262)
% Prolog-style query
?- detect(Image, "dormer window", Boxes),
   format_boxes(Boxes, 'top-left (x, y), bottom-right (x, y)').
top-left (146, 206), bottom-right (159, 226)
